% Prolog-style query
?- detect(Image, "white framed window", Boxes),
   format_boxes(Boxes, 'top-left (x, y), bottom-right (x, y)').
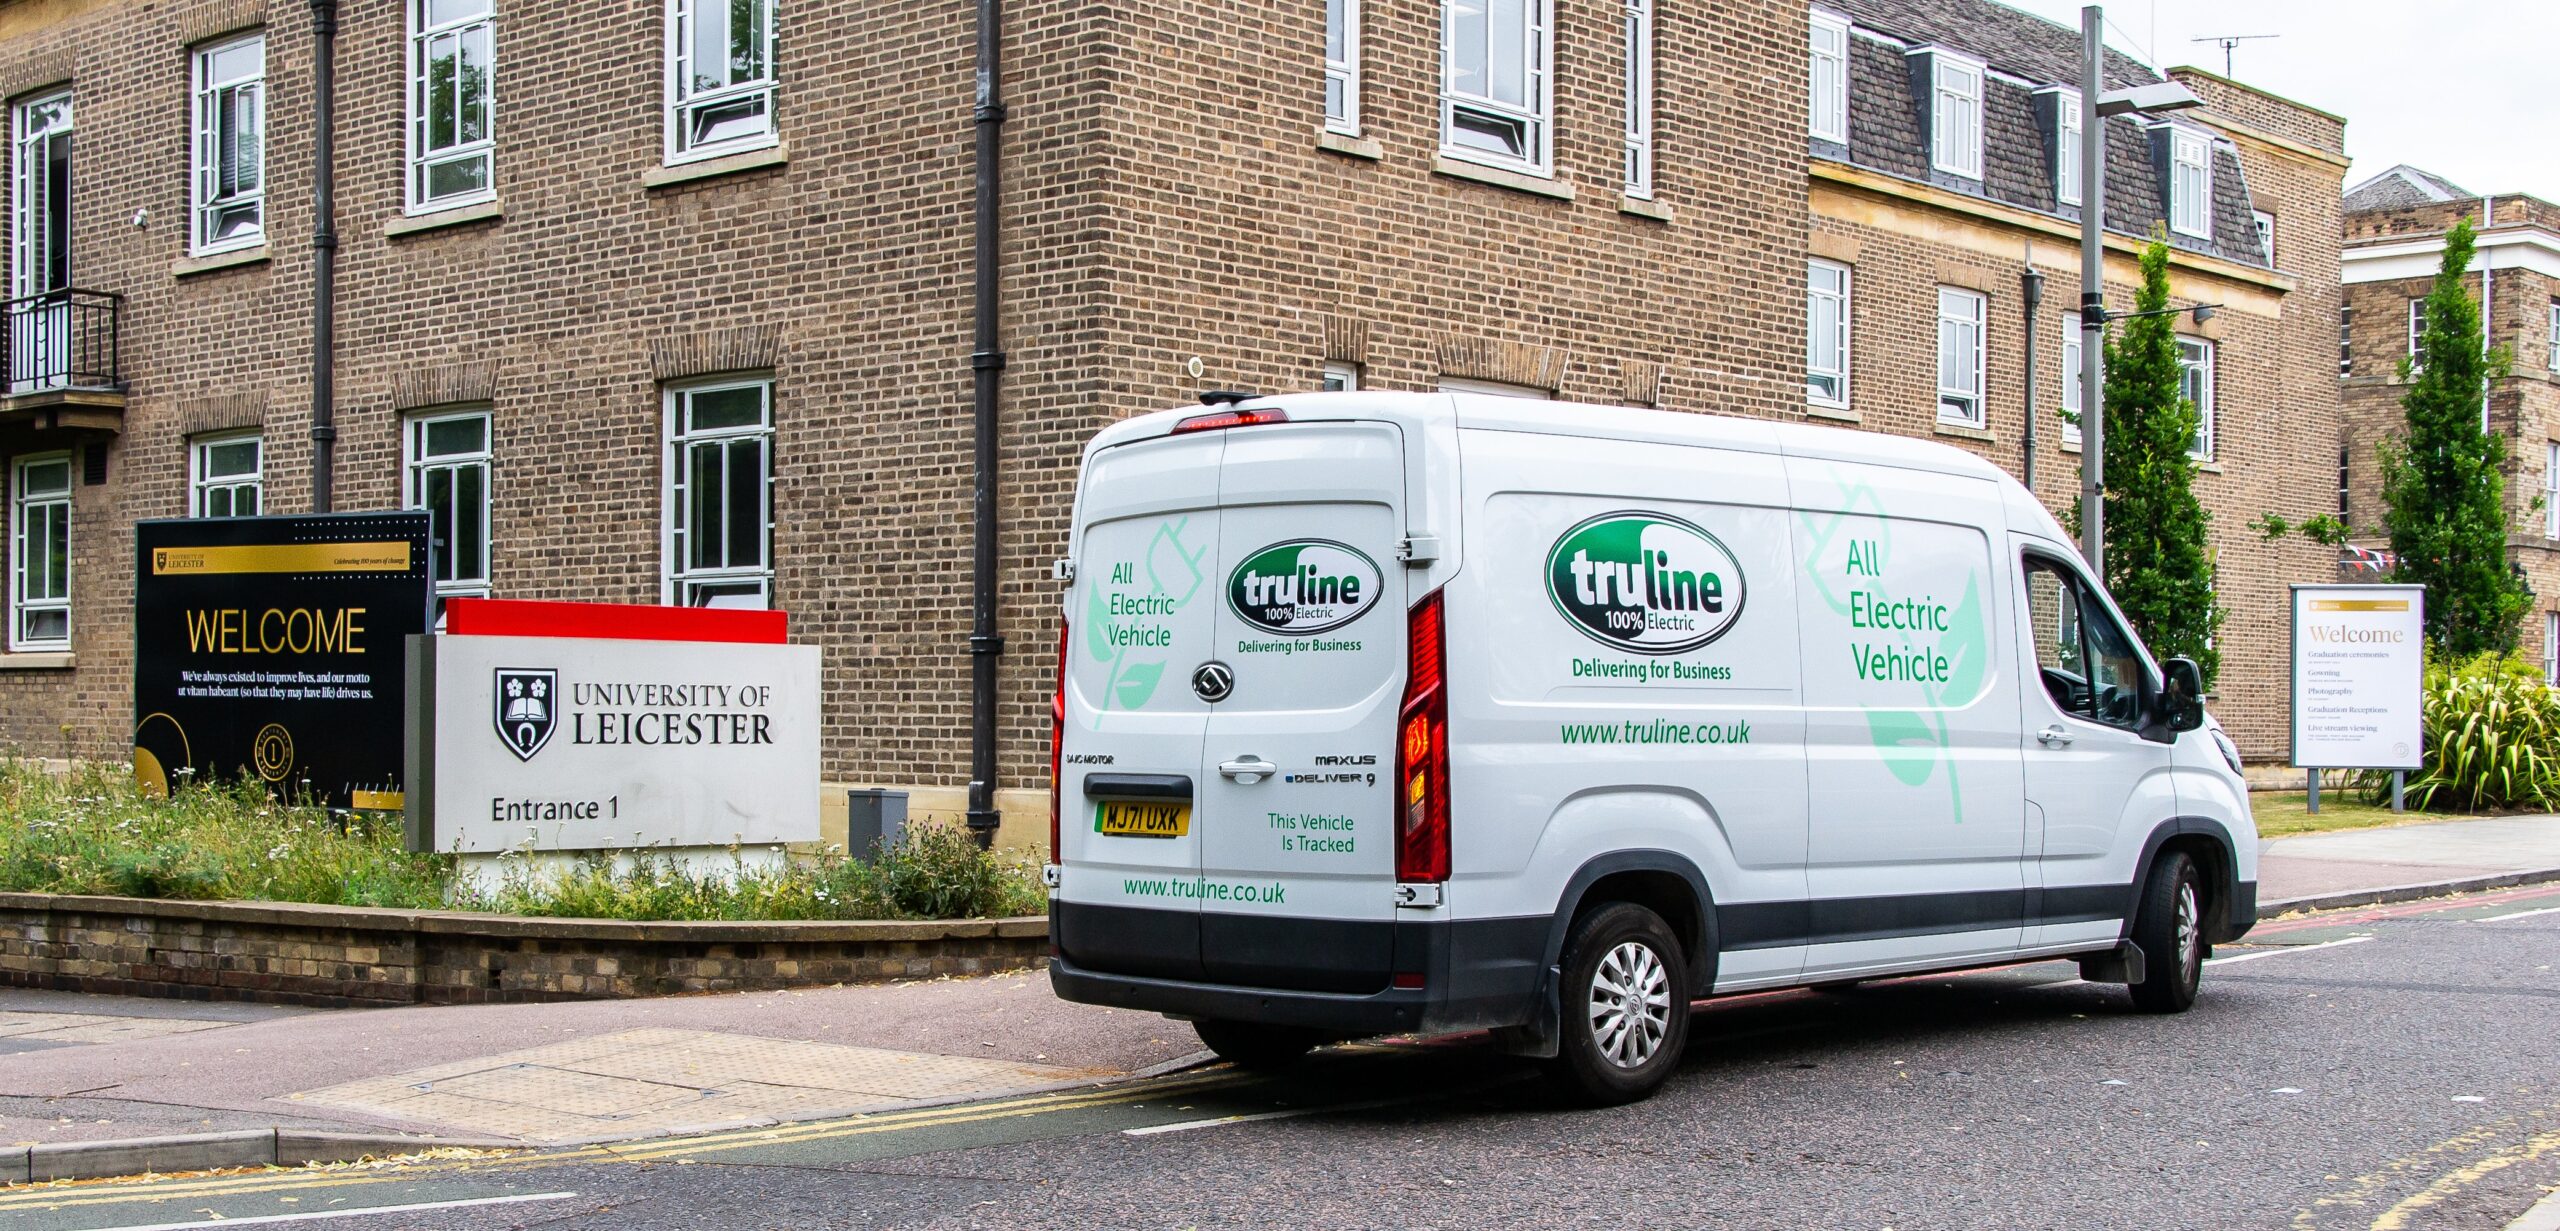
top-left (2340, 306), bottom-right (2353, 377)
top-left (2061, 310), bottom-right (2084, 444)
top-left (2548, 611), bottom-right (2559, 686)
top-left (665, 377), bottom-right (774, 608)
top-left (407, 0), bottom-right (495, 213)
top-left (190, 433), bottom-right (261, 518)
top-left (1926, 51), bottom-right (1983, 180)
top-left (2546, 302), bottom-right (2558, 371)
top-left (1440, 0), bottom-right (1552, 175)
top-left (2251, 209), bottom-right (2275, 263)
top-left (1622, 0), bottom-right (1653, 198)
top-left (1809, 10), bottom-right (1849, 144)
top-left (2408, 298), bottom-right (2427, 366)
top-left (2168, 128), bottom-right (2212, 239)
top-left (1326, 0), bottom-right (1361, 136)
top-left (190, 33), bottom-right (265, 255)
top-left (2050, 87), bottom-right (2081, 206)
top-left (2338, 446), bottom-right (2350, 519)
top-left (666, 0), bottom-right (777, 164)
top-left (1936, 287), bottom-right (1986, 426)
top-left (404, 409), bottom-right (493, 606)
top-left (1440, 376), bottom-right (1548, 399)
top-left (1806, 259), bottom-right (1850, 407)
top-left (2178, 336), bottom-right (2215, 460)
top-left (10, 454), bottom-right (70, 650)
top-left (1322, 361), bottom-right (1360, 393)
top-left (2545, 442), bottom-right (2559, 539)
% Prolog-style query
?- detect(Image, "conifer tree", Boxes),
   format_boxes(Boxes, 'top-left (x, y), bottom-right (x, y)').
top-left (2381, 216), bottom-right (2531, 656)
top-left (2100, 239), bottom-right (2223, 685)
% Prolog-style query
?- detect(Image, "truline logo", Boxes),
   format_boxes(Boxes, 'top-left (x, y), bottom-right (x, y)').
top-left (1546, 511), bottom-right (1746, 654)
top-left (1226, 539), bottom-right (1383, 635)
top-left (494, 668), bottom-right (558, 761)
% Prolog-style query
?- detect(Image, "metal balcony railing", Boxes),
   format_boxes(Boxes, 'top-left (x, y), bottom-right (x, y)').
top-left (5, 288), bottom-right (122, 395)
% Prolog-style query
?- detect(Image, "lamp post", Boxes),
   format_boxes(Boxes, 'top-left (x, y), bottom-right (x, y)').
top-left (2076, 5), bottom-right (2202, 576)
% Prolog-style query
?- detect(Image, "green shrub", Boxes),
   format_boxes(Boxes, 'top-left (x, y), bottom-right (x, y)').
top-left (2374, 653), bottom-right (2560, 812)
top-left (0, 761), bottom-right (1047, 921)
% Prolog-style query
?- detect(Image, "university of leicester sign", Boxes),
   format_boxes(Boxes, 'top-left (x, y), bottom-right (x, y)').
top-left (405, 599), bottom-right (819, 854)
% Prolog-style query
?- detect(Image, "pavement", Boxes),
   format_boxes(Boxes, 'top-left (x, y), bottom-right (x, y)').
top-left (0, 807), bottom-right (2547, 1182)
top-left (1, 876), bottom-right (2554, 1229)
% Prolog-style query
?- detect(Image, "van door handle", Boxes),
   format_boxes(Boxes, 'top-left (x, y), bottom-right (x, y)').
top-left (1219, 756), bottom-right (1278, 784)
top-left (2037, 725), bottom-right (2076, 747)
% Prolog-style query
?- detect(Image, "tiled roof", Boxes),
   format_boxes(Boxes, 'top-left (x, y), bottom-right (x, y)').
top-left (1821, 0), bottom-right (2272, 269)
top-left (2342, 165), bottom-right (2474, 212)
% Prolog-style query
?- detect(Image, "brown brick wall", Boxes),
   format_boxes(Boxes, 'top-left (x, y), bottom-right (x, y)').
top-left (0, 0), bottom-right (1806, 804)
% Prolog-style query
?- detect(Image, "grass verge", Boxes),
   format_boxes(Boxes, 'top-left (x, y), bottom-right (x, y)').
top-left (0, 760), bottom-right (1044, 921)
top-left (2251, 790), bottom-right (2477, 839)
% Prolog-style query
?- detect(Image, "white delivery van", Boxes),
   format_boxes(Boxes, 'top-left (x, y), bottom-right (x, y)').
top-left (1045, 391), bottom-right (2256, 1104)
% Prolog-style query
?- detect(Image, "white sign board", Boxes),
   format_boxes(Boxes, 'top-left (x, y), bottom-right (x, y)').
top-left (2290, 584), bottom-right (2424, 771)
top-left (408, 634), bottom-right (821, 853)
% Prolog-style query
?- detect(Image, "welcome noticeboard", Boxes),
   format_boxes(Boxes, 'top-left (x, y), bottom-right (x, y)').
top-left (133, 513), bottom-right (433, 807)
top-left (2289, 583), bottom-right (2424, 771)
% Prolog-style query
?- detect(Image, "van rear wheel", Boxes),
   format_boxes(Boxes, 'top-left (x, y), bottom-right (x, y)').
top-left (2128, 851), bottom-right (2206, 1014)
top-left (1193, 1019), bottom-right (1324, 1069)
top-left (1546, 902), bottom-right (1690, 1106)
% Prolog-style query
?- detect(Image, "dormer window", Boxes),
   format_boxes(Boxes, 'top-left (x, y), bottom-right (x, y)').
top-left (1916, 49), bottom-right (1984, 180)
top-left (1809, 9), bottom-right (1849, 145)
top-left (2168, 127), bottom-right (2212, 239)
top-left (2042, 86), bottom-right (2082, 206)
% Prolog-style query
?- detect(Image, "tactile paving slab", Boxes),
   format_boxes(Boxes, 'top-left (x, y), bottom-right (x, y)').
top-left (288, 1028), bottom-right (1103, 1143)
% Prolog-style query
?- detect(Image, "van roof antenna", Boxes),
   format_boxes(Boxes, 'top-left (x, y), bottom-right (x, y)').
top-left (1198, 390), bottom-right (1260, 406)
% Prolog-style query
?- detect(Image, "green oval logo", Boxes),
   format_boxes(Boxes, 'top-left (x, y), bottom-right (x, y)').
top-left (1545, 511), bottom-right (1746, 654)
top-left (1227, 539), bottom-right (1383, 635)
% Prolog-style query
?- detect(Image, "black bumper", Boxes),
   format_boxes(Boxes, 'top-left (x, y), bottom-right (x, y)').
top-left (1049, 900), bottom-right (1547, 1035)
top-left (2219, 879), bottom-right (2258, 943)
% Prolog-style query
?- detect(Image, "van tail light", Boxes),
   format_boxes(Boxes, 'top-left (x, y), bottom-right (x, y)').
top-left (1171, 407), bottom-right (1289, 435)
top-left (1050, 619), bottom-right (1068, 865)
top-left (1396, 590), bottom-right (1451, 883)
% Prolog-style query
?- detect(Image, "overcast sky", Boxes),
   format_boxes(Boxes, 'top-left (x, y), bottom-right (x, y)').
top-left (1994, 0), bottom-right (2560, 200)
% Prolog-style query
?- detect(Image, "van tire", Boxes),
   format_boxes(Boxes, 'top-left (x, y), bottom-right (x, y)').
top-left (2128, 851), bottom-right (2205, 1014)
top-left (1545, 902), bottom-right (1690, 1106)
top-left (1193, 1019), bottom-right (1324, 1069)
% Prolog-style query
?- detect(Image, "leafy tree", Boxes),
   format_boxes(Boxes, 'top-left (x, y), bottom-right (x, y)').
top-left (2381, 217), bottom-right (2532, 655)
top-left (2098, 238), bottom-right (2223, 685)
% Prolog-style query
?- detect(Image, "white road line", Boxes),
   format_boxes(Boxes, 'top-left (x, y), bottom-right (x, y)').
top-left (2206, 935), bottom-right (2374, 965)
top-left (2477, 905), bottom-right (2560, 923)
top-left (1125, 1099), bottom-right (1400, 1137)
top-left (69, 1191), bottom-right (580, 1231)
top-left (2023, 977), bottom-right (2085, 990)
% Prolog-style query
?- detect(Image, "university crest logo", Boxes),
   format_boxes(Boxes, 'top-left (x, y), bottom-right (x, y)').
top-left (494, 668), bottom-right (559, 761)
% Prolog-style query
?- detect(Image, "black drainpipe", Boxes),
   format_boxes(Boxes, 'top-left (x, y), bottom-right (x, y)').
top-left (308, 0), bottom-right (339, 513)
top-left (2020, 267), bottom-right (2044, 491)
top-left (964, 0), bottom-right (1008, 849)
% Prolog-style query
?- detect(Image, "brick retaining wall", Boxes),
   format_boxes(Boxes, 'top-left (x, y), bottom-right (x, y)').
top-left (0, 894), bottom-right (1047, 1007)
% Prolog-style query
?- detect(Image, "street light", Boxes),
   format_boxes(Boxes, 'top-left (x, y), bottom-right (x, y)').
top-left (2076, 5), bottom-right (2204, 575)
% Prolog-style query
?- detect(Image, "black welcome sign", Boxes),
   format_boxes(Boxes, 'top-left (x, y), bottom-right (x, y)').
top-left (133, 513), bottom-right (432, 809)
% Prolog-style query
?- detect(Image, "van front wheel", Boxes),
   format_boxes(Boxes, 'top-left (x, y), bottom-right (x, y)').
top-left (1193, 1019), bottom-right (1323, 1069)
top-left (1547, 902), bottom-right (1691, 1106)
top-left (2128, 851), bottom-right (2205, 1014)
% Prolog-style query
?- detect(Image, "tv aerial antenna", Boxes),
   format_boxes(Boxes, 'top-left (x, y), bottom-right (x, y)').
top-left (2192, 34), bottom-right (2278, 78)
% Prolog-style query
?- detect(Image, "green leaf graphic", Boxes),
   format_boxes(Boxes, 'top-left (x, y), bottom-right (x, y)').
top-left (1113, 660), bottom-right (1165, 709)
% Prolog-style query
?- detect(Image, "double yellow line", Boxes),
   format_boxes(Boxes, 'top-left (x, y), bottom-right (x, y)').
top-left (0, 1071), bottom-right (1248, 1216)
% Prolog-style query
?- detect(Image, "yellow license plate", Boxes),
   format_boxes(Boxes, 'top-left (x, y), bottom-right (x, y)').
top-left (1095, 800), bottom-right (1190, 838)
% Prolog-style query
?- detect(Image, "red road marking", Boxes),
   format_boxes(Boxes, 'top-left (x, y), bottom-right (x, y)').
top-left (2250, 880), bottom-right (2560, 937)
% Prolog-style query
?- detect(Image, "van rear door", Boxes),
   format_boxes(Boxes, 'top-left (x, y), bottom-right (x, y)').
top-left (1196, 419), bottom-right (1408, 993)
top-left (1054, 431), bottom-right (1226, 981)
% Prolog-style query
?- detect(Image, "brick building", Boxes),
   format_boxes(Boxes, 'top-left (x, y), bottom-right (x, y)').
top-left (2339, 168), bottom-right (2560, 677)
top-left (0, 0), bottom-right (1808, 843)
top-left (1802, 0), bottom-right (2346, 759)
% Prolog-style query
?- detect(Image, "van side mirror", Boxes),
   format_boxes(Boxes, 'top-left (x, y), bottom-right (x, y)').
top-left (2158, 658), bottom-right (2207, 733)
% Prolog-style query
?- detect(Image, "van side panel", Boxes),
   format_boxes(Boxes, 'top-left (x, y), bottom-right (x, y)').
top-left (1449, 426), bottom-right (1812, 991)
top-left (1785, 457), bottom-right (2030, 977)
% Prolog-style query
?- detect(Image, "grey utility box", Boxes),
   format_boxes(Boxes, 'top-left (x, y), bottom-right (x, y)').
top-left (845, 788), bottom-right (909, 856)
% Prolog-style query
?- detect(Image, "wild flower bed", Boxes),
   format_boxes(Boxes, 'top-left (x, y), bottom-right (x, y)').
top-left (0, 761), bottom-right (1044, 921)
